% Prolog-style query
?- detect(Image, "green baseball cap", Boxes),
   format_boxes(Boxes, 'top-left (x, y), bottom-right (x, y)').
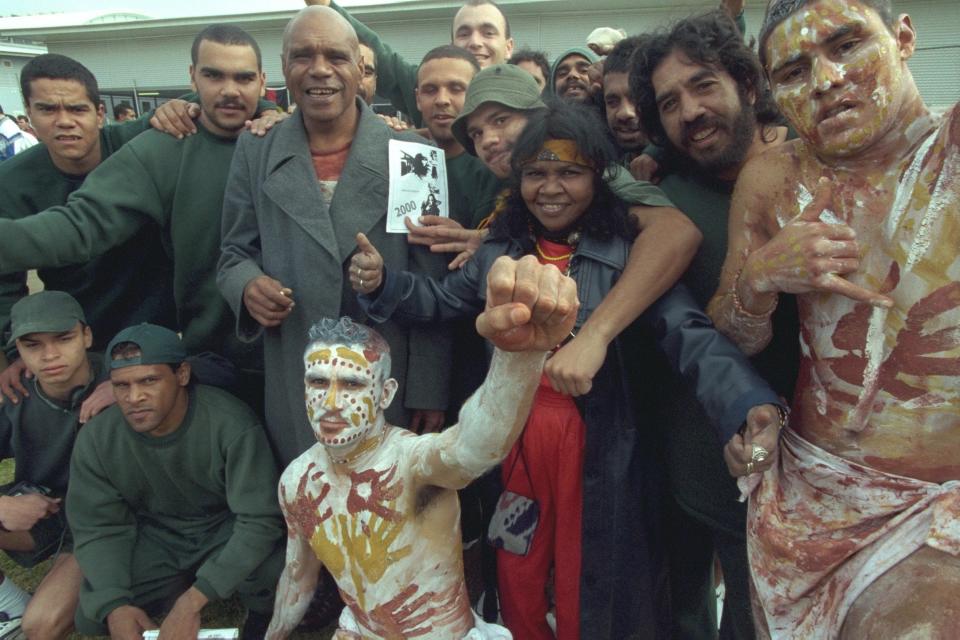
top-left (7, 291), bottom-right (86, 348)
top-left (106, 323), bottom-right (187, 370)
top-left (452, 63), bottom-right (547, 155)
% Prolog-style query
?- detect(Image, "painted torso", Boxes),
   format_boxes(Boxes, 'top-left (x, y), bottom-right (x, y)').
top-left (777, 107), bottom-right (960, 481)
top-left (280, 428), bottom-right (473, 639)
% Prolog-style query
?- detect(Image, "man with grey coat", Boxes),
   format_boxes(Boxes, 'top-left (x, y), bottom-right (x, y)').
top-left (217, 5), bottom-right (451, 466)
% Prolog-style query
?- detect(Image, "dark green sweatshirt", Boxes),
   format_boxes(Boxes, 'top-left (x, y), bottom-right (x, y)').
top-left (0, 119), bottom-right (176, 351)
top-left (0, 123), bottom-right (259, 368)
top-left (0, 353), bottom-right (107, 496)
top-left (67, 384), bottom-right (282, 623)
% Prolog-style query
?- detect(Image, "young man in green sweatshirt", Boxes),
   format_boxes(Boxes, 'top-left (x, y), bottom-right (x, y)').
top-left (67, 324), bottom-right (284, 640)
top-left (0, 291), bottom-right (108, 639)
top-left (0, 54), bottom-right (177, 357)
top-left (0, 25), bottom-right (270, 411)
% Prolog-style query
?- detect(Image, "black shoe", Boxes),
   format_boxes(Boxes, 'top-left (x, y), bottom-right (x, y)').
top-left (241, 609), bottom-right (271, 640)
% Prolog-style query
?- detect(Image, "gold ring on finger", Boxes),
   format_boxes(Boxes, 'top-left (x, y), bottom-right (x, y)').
top-left (746, 461), bottom-right (754, 475)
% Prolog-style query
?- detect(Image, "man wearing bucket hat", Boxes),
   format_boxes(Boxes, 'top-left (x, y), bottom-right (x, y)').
top-left (66, 324), bottom-right (284, 640)
top-left (0, 290), bottom-right (107, 639)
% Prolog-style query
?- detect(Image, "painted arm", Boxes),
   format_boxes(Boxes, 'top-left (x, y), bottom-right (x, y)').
top-left (265, 471), bottom-right (323, 640)
top-left (706, 156), bottom-right (891, 355)
top-left (545, 204), bottom-right (701, 396)
top-left (409, 255), bottom-right (578, 489)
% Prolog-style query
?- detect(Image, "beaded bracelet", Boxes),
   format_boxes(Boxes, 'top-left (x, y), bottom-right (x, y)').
top-left (731, 266), bottom-right (778, 319)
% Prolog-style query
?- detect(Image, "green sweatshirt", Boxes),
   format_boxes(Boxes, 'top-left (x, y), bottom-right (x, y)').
top-left (446, 152), bottom-right (502, 228)
top-left (0, 124), bottom-right (259, 369)
top-left (67, 384), bottom-right (282, 623)
top-left (0, 119), bottom-right (176, 351)
top-left (0, 353), bottom-right (107, 496)
top-left (330, 0), bottom-right (422, 126)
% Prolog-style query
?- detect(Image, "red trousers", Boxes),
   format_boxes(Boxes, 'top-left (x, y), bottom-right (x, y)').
top-left (498, 378), bottom-right (585, 640)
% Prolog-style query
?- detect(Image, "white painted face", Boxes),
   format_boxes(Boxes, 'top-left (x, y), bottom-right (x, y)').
top-left (303, 341), bottom-right (398, 459)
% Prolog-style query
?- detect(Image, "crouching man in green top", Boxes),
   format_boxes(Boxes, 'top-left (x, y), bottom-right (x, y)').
top-left (0, 291), bottom-right (107, 639)
top-left (67, 324), bottom-right (284, 640)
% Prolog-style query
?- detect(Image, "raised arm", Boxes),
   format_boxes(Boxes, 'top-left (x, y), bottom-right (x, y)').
top-left (326, 0), bottom-right (421, 125)
top-left (409, 255), bottom-right (579, 489)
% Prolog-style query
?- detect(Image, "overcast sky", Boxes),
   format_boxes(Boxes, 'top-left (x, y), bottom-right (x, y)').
top-left (1, 0), bottom-right (325, 19)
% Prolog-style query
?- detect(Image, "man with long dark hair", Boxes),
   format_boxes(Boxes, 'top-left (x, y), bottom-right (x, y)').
top-left (630, 10), bottom-right (795, 639)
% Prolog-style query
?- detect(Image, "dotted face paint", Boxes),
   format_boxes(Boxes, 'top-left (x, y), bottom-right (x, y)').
top-left (764, 0), bottom-right (908, 158)
top-left (303, 342), bottom-right (386, 458)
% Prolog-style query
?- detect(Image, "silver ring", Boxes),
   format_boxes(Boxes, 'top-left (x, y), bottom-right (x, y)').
top-left (751, 444), bottom-right (770, 464)
top-left (359, 277), bottom-right (364, 289)
top-left (745, 461), bottom-right (754, 475)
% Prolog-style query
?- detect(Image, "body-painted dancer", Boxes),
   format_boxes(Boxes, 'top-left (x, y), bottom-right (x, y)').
top-left (707, 1), bottom-right (960, 637)
top-left (265, 270), bottom-right (579, 640)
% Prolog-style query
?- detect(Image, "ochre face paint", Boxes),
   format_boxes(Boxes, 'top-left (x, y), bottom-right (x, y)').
top-left (764, 0), bottom-right (908, 158)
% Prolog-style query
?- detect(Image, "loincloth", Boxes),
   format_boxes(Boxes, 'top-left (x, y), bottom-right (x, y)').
top-left (336, 607), bottom-right (512, 639)
top-left (742, 427), bottom-right (960, 639)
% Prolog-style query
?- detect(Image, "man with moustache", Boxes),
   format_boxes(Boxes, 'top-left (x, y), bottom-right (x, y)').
top-left (315, 0), bottom-right (513, 126)
top-left (707, 0), bottom-right (960, 637)
top-left (629, 11), bottom-right (796, 639)
top-left (0, 25), bottom-right (270, 407)
top-left (217, 6), bottom-right (451, 466)
top-left (67, 324), bottom-right (282, 640)
top-left (550, 47), bottom-right (599, 105)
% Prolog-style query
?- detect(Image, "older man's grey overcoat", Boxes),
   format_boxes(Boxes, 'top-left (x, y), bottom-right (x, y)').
top-left (218, 102), bottom-right (451, 465)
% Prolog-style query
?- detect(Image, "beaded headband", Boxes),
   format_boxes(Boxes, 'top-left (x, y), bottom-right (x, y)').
top-left (523, 138), bottom-right (595, 169)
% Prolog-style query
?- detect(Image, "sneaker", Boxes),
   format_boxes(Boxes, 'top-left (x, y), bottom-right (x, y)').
top-left (0, 612), bottom-right (24, 640)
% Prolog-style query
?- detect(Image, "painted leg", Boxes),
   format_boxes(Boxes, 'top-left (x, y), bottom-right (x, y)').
top-left (840, 546), bottom-right (960, 640)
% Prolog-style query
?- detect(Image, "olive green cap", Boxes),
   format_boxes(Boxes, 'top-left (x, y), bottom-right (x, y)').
top-left (7, 291), bottom-right (86, 348)
top-left (452, 63), bottom-right (547, 155)
top-left (106, 323), bottom-right (187, 370)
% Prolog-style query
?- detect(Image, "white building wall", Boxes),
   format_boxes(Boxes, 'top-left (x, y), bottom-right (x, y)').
top-left (43, 0), bottom-right (959, 108)
top-left (0, 56), bottom-right (32, 115)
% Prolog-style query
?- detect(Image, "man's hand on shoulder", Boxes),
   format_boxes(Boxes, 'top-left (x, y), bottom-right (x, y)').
top-left (243, 276), bottom-right (295, 328)
top-left (0, 359), bottom-right (30, 405)
top-left (476, 255), bottom-right (579, 352)
top-left (79, 380), bottom-right (117, 424)
top-left (157, 587), bottom-right (207, 640)
top-left (0, 494), bottom-right (59, 531)
top-left (245, 109), bottom-right (289, 137)
top-left (107, 605), bottom-right (157, 640)
top-left (150, 100), bottom-right (200, 140)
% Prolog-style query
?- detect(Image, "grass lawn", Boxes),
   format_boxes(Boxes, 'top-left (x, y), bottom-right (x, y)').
top-left (0, 458), bottom-right (335, 639)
